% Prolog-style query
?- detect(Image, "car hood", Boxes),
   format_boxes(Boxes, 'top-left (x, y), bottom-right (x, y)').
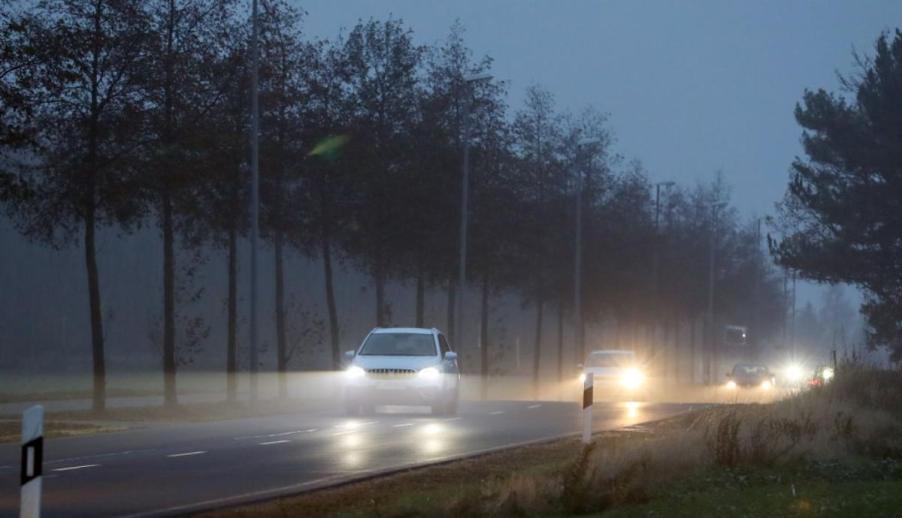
top-left (352, 355), bottom-right (440, 371)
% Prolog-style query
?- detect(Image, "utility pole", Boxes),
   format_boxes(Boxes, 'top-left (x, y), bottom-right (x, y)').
top-left (751, 218), bottom-right (762, 358)
top-left (653, 181), bottom-right (674, 367)
top-left (574, 138), bottom-right (600, 364)
top-left (790, 271), bottom-right (797, 357)
top-left (248, 0), bottom-right (260, 401)
top-left (455, 73), bottom-right (491, 351)
top-left (706, 201), bottom-right (726, 384)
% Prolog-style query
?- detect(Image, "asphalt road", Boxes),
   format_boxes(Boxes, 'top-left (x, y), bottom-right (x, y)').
top-left (0, 400), bottom-right (701, 517)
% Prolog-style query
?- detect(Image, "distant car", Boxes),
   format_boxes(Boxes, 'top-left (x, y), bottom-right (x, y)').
top-left (725, 363), bottom-right (775, 390)
top-left (343, 327), bottom-right (460, 415)
top-left (578, 350), bottom-right (646, 400)
top-left (808, 365), bottom-right (835, 387)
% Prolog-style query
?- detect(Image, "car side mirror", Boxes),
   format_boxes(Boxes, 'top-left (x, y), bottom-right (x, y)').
top-left (444, 351), bottom-right (458, 361)
top-left (577, 363), bottom-right (584, 370)
top-left (344, 350), bottom-right (356, 360)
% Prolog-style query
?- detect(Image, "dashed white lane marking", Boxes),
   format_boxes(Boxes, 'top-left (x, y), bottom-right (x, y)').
top-left (490, 411), bottom-right (505, 415)
top-left (259, 440), bottom-right (291, 446)
top-left (392, 423), bottom-right (414, 428)
top-left (166, 451), bottom-right (207, 458)
top-left (235, 429), bottom-right (310, 441)
top-left (527, 404), bottom-right (542, 409)
top-left (53, 464), bottom-right (100, 472)
top-left (333, 420), bottom-right (377, 429)
top-left (444, 417), bottom-right (462, 422)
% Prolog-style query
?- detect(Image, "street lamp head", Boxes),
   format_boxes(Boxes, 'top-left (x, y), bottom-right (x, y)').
top-left (577, 137), bottom-right (601, 147)
top-left (464, 72), bottom-right (493, 83)
top-left (657, 180), bottom-right (676, 188)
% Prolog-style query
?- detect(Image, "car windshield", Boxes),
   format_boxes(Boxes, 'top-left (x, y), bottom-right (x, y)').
top-left (360, 333), bottom-right (436, 356)
top-left (733, 365), bottom-right (767, 376)
top-left (587, 353), bottom-right (633, 367)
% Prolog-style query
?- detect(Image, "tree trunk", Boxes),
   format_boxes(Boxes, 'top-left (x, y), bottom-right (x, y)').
top-left (533, 297), bottom-right (544, 399)
top-left (375, 256), bottom-right (386, 327)
top-left (161, 0), bottom-right (177, 409)
top-left (480, 276), bottom-right (489, 400)
top-left (689, 317), bottom-right (697, 384)
top-left (85, 206), bottom-right (106, 412)
top-left (321, 230), bottom-right (340, 369)
top-left (415, 259), bottom-right (425, 327)
top-left (446, 283), bottom-right (456, 343)
top-left (226, 223), bottom-right (237, 402)
top-left (557, 302), bottom-right (564, 384)
top-left (85, 1), bottom-right (106, 413)
top-left (275, 232), bottom-right (287, 398)
top-left (162, 190), bottom-right (177, 408)
top-left (671, 320), bottom-right (679, 382)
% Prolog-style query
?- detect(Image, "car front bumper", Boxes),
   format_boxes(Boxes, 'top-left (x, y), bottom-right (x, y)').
top-left (344, 374), bottom-right (455, 406)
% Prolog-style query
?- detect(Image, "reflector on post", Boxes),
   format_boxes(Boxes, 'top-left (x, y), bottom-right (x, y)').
top-left (20, 405), bottom-right (43, 518)
top-left (582, 372), bottom-right (593, 444)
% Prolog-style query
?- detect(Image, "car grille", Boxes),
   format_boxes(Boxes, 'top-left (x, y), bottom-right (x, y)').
top-left (366, 368), bottom-right (416, 378)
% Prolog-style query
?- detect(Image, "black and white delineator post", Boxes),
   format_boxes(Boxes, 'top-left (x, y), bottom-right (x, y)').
top-left (581, 372), bottom-right (593, 444)
top-left (20, 405), bottom-right (43, 518)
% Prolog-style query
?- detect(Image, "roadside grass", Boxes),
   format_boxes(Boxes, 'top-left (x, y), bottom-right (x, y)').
top-left (212, 366), bottom-right (902, 517)
top-left (602, 459), bottom-right (902, 517)
top-left (0, 387), bottom-right (159, 404)
top-left (36, 398), bottom-right (329, 423)
top-left (0, 399), bottom-right (330, 441)
top-left (0, 419), bottom-right (124, 443)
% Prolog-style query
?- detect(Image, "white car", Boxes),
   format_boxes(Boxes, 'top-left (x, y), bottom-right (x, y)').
top-left (579, 349), bottom-right (647, 400)
top-left (343, 327), bottom-right (460, 415)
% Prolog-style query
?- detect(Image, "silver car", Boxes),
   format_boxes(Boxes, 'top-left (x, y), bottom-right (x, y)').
top-left (343, 327), bottom-right (460, 415)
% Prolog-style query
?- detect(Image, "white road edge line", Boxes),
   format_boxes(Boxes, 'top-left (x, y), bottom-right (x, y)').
top-left (167, 451), bottom-right (207, 458)
top-left (259, 440), bottom-right (291, 446)
top-left (527, 404), bottom-right (542, 409)
top-left (53, 464), bottom-right (99, 472)
top-left (392, 423), bottom-right (414, 428)
top-left (489, 410), bottom-right (505, 415)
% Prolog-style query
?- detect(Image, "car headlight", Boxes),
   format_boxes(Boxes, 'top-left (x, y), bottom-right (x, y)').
top-left (784, 364), bottom-right (805, 383)
top-left (620, 368), bottom-right (644, 389)
top-left (726, 380), bottom-right (737, 390)
top-left (761, 379), bottom-right (772, 390)
top-left (578, 372), bottom-right (586, 384)
top-left (822, 367), bottom-right (835, 381)
top-left (418, 367), bottom-right (440, 380)
top-left (345, 365), bottom-right (365, 378)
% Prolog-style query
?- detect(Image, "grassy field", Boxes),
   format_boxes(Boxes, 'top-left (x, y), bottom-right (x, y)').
top-left (0, 399), bottom-right (330, 442)
top-left (210, 366), bottom-right (902, 517)
top-left (0, 419), bottom-right (124, 443)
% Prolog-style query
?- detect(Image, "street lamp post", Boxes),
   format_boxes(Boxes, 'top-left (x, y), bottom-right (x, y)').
top-left (574, 138), bottom-right (600, 365)
top-left (652, 181), bottom-right (674, 368)
top-left (455, 72), bottom-right (492, 350)
top-left (706, 200), bottom-right (727, 384)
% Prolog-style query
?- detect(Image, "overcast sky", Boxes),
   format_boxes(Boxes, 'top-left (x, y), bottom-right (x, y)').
top-left (298, 0), bottom-right (899, 306)
top-left (299, 0), bottom-right (899, 217)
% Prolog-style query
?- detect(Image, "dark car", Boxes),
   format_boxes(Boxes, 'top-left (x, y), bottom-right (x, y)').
top-left (726, 363), bottom-right (776, 390)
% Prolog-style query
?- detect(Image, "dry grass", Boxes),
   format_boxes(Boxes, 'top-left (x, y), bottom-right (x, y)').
top-left (0, 419), bottom-right (124, 443)
top-left (42, 399), bottom-right (329, 423)
top-left (457, 366), bottom-right (902, 516)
